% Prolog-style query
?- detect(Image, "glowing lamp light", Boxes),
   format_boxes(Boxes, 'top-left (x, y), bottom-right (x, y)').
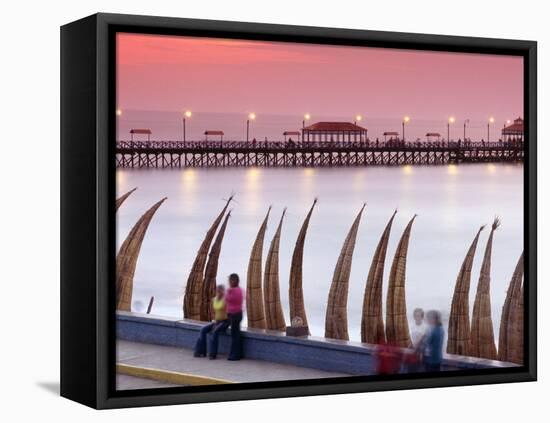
top-left (356, 115), bottom-right (362, 122)
top-left (403, 116), bottom-right (410, 123)
top-left (304, 113), bottom-right (311, 121)
top-left (184, 110), bottom-right (192, 118)
top-left (489, 117), bottom-right (495, 124)
top-left (248, 112), bottom-right (256, 120)
top-left (448, 116), bottom-right (455, 124)
top-left (116, 109), bottom-right (122, 116)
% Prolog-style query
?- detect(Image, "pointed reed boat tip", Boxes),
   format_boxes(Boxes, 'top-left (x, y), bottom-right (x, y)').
top-left (498, 251), bottom-right (524, 363)
top-left (247, 206), bottom-right (270, 329)
top-left (115, 187), bottom-right (139, 211)
top-left (385, 213), bottom-right (415, 348)
top-left (223, 193), bottom-right (235, 204)
top-left (116, 198), bottom-right (166, 311)
top-left (479, 224), bottom-right (486, 232)
top-left (470, 216), bottom-right (499, 359)
top-left (184, 195), bottom-right (233, 319)
top-left (264, 206), bottom-right (287, 331)
top-left (200, 210), bottom-right (232, 321)
top-left (361, 207), bottom-right (397, 344)
top-left (447, 222), bottom-right (484, 355)
top-left (325, 202), bottom-right (364, 340)
top-left (289, 198), bottom-right (317, 332)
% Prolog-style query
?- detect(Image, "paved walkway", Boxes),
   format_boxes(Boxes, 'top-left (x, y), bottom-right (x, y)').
top-left (116, 374), bottom-right (184, 390)
top-left (117, 340), bottom-right (349, 386)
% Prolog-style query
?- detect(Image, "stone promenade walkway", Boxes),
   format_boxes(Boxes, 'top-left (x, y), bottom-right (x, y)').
top-left (117, 339), bottom-right (349, 389)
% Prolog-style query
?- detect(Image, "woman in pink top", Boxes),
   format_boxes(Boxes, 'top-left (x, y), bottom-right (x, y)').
top-left (225, 273), bottom-right (244, 360)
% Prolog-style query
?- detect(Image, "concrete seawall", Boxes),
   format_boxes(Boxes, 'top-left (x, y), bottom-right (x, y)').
top-left (116, 311), bottom-right (516, 375)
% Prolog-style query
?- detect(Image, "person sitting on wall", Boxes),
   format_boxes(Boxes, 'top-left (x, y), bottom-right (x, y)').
top-left (193, 284), bottom-right (230, 359)
top-left (226, 273), bottom-right (244, 361)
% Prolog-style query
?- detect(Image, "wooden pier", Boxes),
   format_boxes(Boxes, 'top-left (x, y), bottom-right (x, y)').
top-left (115, 140), bottom-right (524, 168)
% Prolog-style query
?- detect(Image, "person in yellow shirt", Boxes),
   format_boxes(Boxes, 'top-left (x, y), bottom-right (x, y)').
top-left (193, 285), bottom-right (230, 359)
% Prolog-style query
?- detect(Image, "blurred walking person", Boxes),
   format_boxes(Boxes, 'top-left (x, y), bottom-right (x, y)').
top-left (404, 308), bottom-right (427, 373)
top-left (422, 310), bottom-right (445, 372)
top-left (410, 308), bottom-right (428, 348)
top-left (374, 335), bottom-right (402, 375)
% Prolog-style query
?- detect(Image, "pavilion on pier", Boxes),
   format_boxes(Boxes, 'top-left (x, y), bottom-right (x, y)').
top-left (302, 122), bottom-right (367, 142)
top-left (383, 131), bottom-right (399, 142)
top-left (130, 128), bottom-right (152, 141)
top-left (204, 130), bottom-right (224, 141)
top-left (502, 117), bottom-right (524, 142)
top-left (426, 132), bottom-right (441, 142)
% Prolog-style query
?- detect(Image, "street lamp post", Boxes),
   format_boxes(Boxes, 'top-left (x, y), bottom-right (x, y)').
top-left (463, 119), bottom-right (469, 141)
top-left (183, 110), bottom-right (192, 143)
top-left (447, 116), bottom-right (455, 142)
top-left (355, 115), bottom-right (363, 141)
top-left (247, 112), bottom-right (256, 142)
top-left (303, 113), bottom-right (311, 129)
top-left (116, 109), bottom-right (122, 141)
top-left (487, 116), bottom-right (494, 142)
top-left (402, 116), bottom-right (410, 142)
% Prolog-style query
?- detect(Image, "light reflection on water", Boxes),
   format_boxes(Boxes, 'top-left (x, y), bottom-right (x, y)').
top-left (116, 163), bottom-right (523, 343)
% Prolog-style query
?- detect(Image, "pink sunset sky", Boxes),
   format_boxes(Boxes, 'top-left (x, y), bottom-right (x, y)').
top-left (116, 32), bottom-right (523, 125)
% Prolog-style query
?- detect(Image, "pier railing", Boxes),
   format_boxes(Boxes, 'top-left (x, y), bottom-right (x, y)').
top-left (115, 140), bottom-right (524, 168)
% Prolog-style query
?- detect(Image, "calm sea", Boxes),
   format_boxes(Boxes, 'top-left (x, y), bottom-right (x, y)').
top-left (116, 163), bottom-right (523, 343)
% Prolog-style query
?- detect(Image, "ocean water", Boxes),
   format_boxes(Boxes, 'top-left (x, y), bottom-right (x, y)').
top-left (116, 163), bottom-right (523, 343)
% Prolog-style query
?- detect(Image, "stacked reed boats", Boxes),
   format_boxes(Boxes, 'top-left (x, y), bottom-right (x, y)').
top-left (115, 190), bottom-right (524, 364)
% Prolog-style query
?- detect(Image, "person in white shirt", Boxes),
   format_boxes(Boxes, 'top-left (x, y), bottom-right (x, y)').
top-left (410, 308), bottom-right (428, 348)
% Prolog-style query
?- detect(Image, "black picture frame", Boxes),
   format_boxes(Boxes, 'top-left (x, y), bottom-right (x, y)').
top-left (60, 12), bottom-right (537, 409)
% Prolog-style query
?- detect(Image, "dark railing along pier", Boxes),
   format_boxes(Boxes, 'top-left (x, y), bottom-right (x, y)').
top-left (115, 140), bottom-right (524, 168)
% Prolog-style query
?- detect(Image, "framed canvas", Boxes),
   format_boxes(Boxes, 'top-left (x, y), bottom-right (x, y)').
top-left (60, 13), bottom-right (537, 409)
